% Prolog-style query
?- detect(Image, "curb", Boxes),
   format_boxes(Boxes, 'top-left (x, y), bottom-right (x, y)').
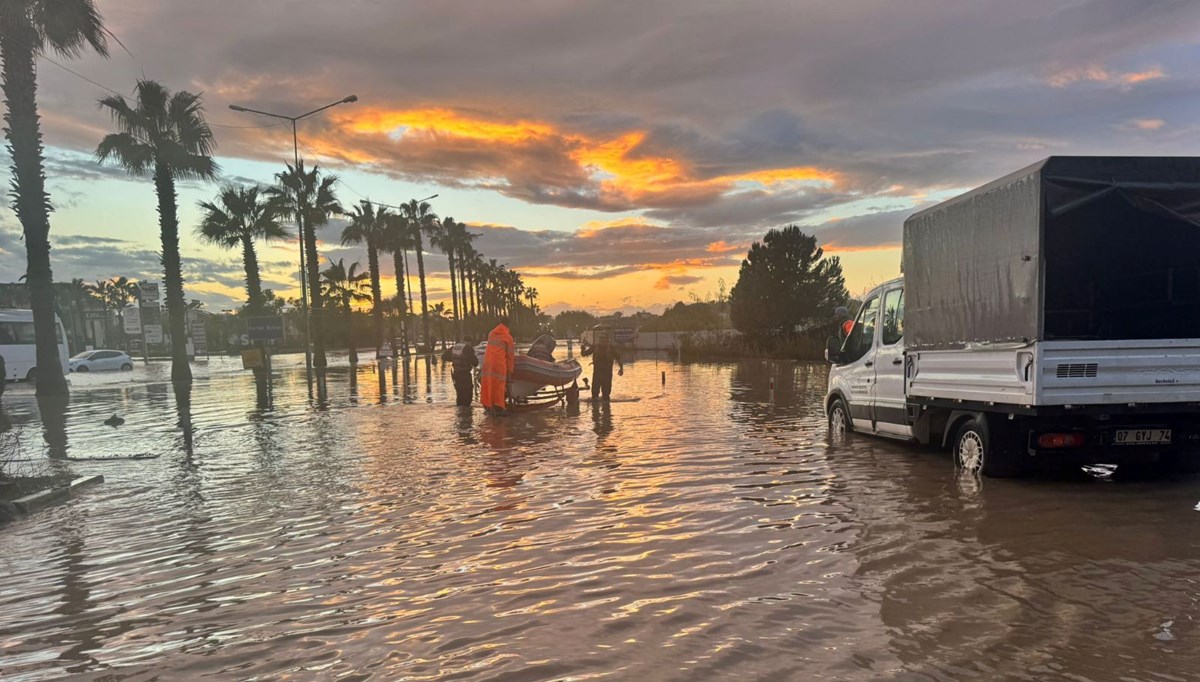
top-left (10, 475), bottom-right (105, 518)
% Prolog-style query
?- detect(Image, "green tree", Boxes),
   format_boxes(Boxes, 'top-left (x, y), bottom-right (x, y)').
top-left (729, 225), bottom-right (848, 342)
top-left (1, 0), bottom-right (108, 393)
top-left (96, 79), bottom-right (218, 385)
top-left (430, 217), bottom-right (461, 339)
top-left (341, 200), bottom-right (390, 352)
top-left (552, 309), bottom-right (597, 338)
top-left (268, 162), bottom-right (342, 370)
top-left (320, 258), bottom-right (370, 366)
top-left (400, 199), bottom-right (438, 350)
top-left (197, 185), bottom-right (287, 312)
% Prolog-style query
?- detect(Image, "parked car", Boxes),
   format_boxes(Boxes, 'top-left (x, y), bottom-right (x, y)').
top-left (826, 156), bottom-right (1200, 478)
top-left (69, 350), bottom-right (134, 373)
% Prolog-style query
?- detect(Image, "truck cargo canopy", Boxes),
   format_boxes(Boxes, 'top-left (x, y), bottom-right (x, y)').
top-left (903, 156), bottom-right (1200, 350)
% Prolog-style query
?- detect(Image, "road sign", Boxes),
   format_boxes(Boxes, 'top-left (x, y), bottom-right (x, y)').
top-left (191, 319), bottom-right (207, 355)
top-left (139, 282), bottom-right (160, 305)
top-left (241, 348), bottom-right (264, 369)
top-left (141, 306), bottom-right (163, 343)
top-left (122, 305), bottom-right (141, 334)
top-left (144, 325), bottom-right (164, 344)
top-left (246, 316), bottom-right (285, 341)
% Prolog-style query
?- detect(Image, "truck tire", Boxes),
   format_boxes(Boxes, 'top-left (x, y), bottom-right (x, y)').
top-left (828, 398), bottom-right (852, 437)
top-left (954, 418), bottom-right (1030, 478)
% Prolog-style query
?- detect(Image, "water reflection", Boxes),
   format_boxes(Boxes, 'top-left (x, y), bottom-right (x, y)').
top-left (0, 358), bottom-right (1198, 680)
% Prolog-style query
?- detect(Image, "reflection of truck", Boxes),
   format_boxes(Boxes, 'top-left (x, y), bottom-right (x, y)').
top-left (825, 157), bottom-right (1200, 477)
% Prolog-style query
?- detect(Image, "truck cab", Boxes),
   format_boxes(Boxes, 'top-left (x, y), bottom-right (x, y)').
top-left (826, 277), bottom-right (910, 439)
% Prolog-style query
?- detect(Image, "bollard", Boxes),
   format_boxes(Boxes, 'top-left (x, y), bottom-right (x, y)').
top-left (661, 371), bottom-right (666, 386)
top-left (769, 376), bottom-right (775, 402)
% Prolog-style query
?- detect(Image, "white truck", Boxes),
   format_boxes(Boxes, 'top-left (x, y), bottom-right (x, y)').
top-left (825, 156), bottom-right (1200, 477)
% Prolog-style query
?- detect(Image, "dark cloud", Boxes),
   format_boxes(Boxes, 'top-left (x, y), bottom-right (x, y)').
top-left (9, 0), bottom-right (1198, 302)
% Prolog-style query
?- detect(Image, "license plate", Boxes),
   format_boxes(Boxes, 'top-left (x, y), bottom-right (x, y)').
top-left (1113, 428), bottom-right (1171, 445)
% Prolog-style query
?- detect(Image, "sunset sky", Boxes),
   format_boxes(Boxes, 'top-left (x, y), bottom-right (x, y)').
top-left (2, 1), bottom-right (1198, 314)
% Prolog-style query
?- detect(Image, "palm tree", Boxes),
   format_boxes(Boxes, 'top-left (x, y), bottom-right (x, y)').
top-left (431, 302), bottom-right (452, 350)
top-left (383, 211), bottom-right (415, 351)
top-left (85, 276), bottom-right (136, 348)
top-left (430, 216), bottom-right (461, 340)
top-left (526, 287), bottom-right (539, 313)
top-left (320, 258), bottom-right (370, 366)
top-left (341, 200), bottom-right (391, 353)
top-left (1, 0), bottom-right (108, 394)
top-left (268, 162), bottom-right (341, 370)
top-left (400, 199), bottom-right (438, 350)
top-left (197, 185), bottom-right (287, 312)
top-left (96, 79), bottom-right (218, 385)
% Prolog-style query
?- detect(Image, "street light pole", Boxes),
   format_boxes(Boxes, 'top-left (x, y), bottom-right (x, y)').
top-left (228, 95), bottom-right (358, 390)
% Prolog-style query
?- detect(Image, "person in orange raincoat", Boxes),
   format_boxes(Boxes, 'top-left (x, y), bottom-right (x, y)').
top-left (480, 319), bottom-right (515, 415)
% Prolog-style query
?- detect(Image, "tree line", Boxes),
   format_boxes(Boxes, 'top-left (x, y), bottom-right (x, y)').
top-left (0, 0), bottom-right (541, 396)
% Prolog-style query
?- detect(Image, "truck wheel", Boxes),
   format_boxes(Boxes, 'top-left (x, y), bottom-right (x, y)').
top-left (954, 420), bottom-right (988, 475)
top-left (25, 368), bottom-right (36, 382)
top-left (828, 398), bottom-right (852, 437)
top-left (954, 418), bottom-right (1029, 478)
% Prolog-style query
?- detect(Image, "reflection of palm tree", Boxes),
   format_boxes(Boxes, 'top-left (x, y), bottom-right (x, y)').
top-left (320, 259), bottom-right (370, 366)
top-left (97, 79), bottom-right (218, 386)
top-left (400, 200), bottom-right (438, 350)
top-left (268, 162), bottom-right (342, 370)
top-left (1, 0), bottom-right (109, 395)
top-left (341, 200), bottom-right (391, 351)
top-left (197, 185), bottom-right (287, 313)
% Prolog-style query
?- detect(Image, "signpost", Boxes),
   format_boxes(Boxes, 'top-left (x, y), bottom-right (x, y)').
top-left (122, 305), bottom-right (141, 334)
top-left (191, 318), bottom-right (207, 356)
top-left (246, 316), bottom-right (285, 341)
top-left (141, 305), bottom-right (163, 345)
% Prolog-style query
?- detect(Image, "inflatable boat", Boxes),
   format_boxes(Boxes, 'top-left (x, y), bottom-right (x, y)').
top-left (474, 341), bottom-right (583, 399)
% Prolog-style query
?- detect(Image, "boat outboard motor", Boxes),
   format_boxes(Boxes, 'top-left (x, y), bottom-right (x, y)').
top-left (527, 335), bottom-right (557, 362)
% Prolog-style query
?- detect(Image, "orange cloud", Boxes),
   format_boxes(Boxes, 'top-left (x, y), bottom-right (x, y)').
top-left (1045, 64), bottom-right (1165, 89)
top-left (321, 106), bottom-right (840, 211)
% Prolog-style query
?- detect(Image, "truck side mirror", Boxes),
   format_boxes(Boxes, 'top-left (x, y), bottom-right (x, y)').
top-left (824, 336), bottom-right (843, 364)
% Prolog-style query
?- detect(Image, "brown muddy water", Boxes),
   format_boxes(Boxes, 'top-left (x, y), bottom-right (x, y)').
top-left (1, 354), bottom-right (1199, 680)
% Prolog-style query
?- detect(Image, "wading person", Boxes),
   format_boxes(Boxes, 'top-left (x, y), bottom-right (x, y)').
top-left (581, 325), bottom-right (623, 401)
top-left (481, 318), bottom-right (515, 415)
top-left (442, 337), bottom-right (479, 406)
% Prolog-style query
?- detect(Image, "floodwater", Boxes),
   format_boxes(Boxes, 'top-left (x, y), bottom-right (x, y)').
top-left (1, 354), bottom-right (1199, 680)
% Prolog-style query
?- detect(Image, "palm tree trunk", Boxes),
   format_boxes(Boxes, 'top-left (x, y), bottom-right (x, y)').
top-left (153, 162), bottom-right (192, 385)
top-left (302, 212), bottom-right (326, 369)
top-left (458, 251), bottom-right (469, 331)
top-left (391, 248), bottom-right (407, 353)
top-left (344, 301), bottom-right (357, 366)
top-left (1, 24), bottom-right (67, 395)
top-left (414, 235), bottom-right (431, 351)
top-left (367, 240), bottom-right (383, 353)
top-left (446, 250), bottom-right (459, 341)
top-left (242, 236), bottom-right (264, 312)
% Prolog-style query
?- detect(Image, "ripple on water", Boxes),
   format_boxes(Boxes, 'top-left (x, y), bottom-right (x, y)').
top-left (0, 357), bottom-right (1199, 680)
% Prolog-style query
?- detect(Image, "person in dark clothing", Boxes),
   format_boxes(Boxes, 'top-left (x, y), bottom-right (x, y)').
top-left (581, 325), bottom-right (623, 400)
top-left (527, 334), bottom-right (557, 362)
top-left (442, 337), bottom-right (480, 405)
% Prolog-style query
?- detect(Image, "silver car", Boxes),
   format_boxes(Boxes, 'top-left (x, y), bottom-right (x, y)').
top-left (69, 350), bottom-right (134, 373)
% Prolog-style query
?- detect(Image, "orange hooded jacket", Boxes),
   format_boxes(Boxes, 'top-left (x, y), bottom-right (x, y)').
top-left (480, 323), bottom-right (515, 409)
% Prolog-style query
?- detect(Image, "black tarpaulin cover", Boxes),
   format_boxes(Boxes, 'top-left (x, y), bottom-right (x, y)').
top-left (903, 157), bottom-right (1200, 350)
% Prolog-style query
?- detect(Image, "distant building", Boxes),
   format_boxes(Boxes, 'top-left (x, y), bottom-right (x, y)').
top-left (0, 282), bottom-right (111, 354)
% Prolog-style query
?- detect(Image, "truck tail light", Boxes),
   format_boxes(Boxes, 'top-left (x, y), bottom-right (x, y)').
top-left (1037, 432), bottom-right (1086, 449)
